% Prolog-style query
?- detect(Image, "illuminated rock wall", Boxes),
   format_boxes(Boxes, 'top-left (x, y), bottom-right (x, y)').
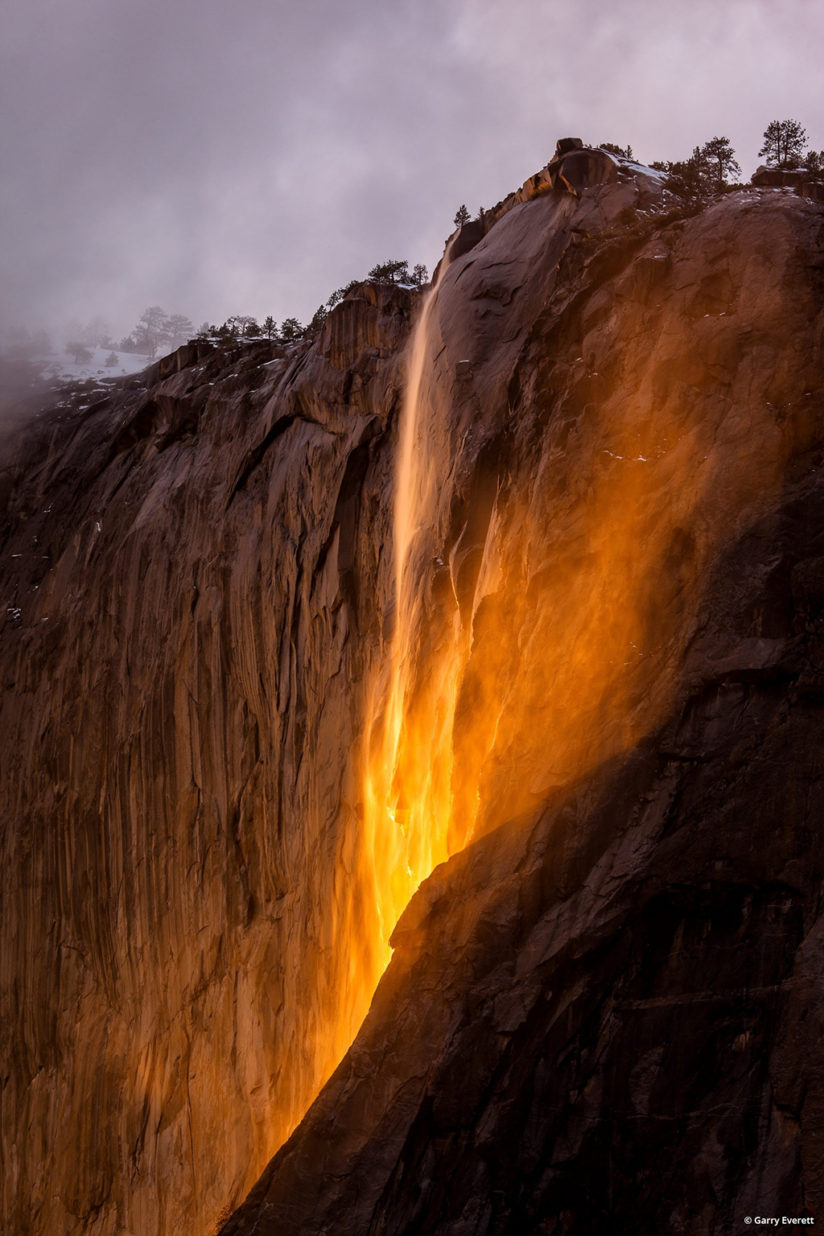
top-left (222, 184), bottom-right (824, 1231)
top-left (1, 162), bottom-right (823, 1235)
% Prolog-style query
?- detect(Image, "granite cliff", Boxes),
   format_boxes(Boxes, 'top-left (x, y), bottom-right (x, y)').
top-left (2, 148), bottom-right (823, 1234)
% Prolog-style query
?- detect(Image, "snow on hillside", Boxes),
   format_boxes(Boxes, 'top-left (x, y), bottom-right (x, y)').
top-left (40, 346), bottom-right (150, 384)
top-left (0, 343), bottom-right (153, 421)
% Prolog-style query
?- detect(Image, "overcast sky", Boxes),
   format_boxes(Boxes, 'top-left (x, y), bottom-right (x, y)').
top-left (1, 0), bottom-right (822, 344)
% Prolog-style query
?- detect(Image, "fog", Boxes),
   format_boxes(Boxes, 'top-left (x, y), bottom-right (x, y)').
top-left (1, 0), bottom-right (821, 344)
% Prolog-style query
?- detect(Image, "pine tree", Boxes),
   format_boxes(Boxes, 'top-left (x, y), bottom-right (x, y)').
top-left (326, 280), bottom-right (360, 309)
top-left (165, 314), bottom-right (195, 348)
top-left (759, 119), bottom-right (808, 169)
top-left (367, 260), bottom-right (409, 284)
top-left (664, 138), bottom-right (741, 204)
top-left (598, 142), bottom-right (633, 160)
top-left (453, 204), bottom-right (470, 228)
top-left (280, 317), bottom-right (303, 342)
top-left (665, 147), bottom-right (713, 205)
top-left (309, 305), bottom-right (328, 333)
top-left (700, 137), bottom-right (741, 189)
top-left (804, 150), bottom-right (824, 176)
top-left (132, 306), bottom-right (170, 358)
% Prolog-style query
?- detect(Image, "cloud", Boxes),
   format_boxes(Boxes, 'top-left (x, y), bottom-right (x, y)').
top-left (1, 0), bottom-right (821, 342)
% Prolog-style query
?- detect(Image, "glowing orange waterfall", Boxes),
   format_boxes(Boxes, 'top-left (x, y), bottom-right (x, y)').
top-left (323, 280), bottom-right (472, 1073)
top-left (315, 236), bottom-right (792, 1110)
top-left (365, 283), bottom-right (467, 923)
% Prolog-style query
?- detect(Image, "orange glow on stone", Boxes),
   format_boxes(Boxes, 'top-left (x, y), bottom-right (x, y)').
top-left (314, 251), bottom-right (794, 1097)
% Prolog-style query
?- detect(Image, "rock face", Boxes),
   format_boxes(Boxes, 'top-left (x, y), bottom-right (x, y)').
top-left (0, 287), bottom-right (411, 1234)
top-left (1, 161), bottom-right (823, 1236)
top-left (222, 467), bottom-right (824, 1235)
top-left (548, 143), bottom-right (619, 194)
top-left (751, 164), bottom-right (824, 202)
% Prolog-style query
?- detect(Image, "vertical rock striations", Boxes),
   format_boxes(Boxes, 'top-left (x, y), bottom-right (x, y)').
top-left (1, 154), bottom-right (823, 1234)
top-left (0, 287), bottom-right (412, 1233)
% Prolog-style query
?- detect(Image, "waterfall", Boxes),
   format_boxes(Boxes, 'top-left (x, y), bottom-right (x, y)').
top-left (323, 277), bottom-right (470, 1073)
top-left (309, 205), bottom-right (793, 1148)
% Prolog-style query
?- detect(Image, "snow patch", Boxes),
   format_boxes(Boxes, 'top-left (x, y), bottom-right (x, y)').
top-left (37, 346), bottom-right (150, 385)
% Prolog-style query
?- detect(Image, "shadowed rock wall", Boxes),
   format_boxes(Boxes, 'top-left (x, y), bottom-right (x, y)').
top-left (0, 286), bottom-right (411, 1234)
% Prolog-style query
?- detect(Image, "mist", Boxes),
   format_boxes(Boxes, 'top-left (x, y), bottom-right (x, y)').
top-left (1, 0), bottom-right (822, 345)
